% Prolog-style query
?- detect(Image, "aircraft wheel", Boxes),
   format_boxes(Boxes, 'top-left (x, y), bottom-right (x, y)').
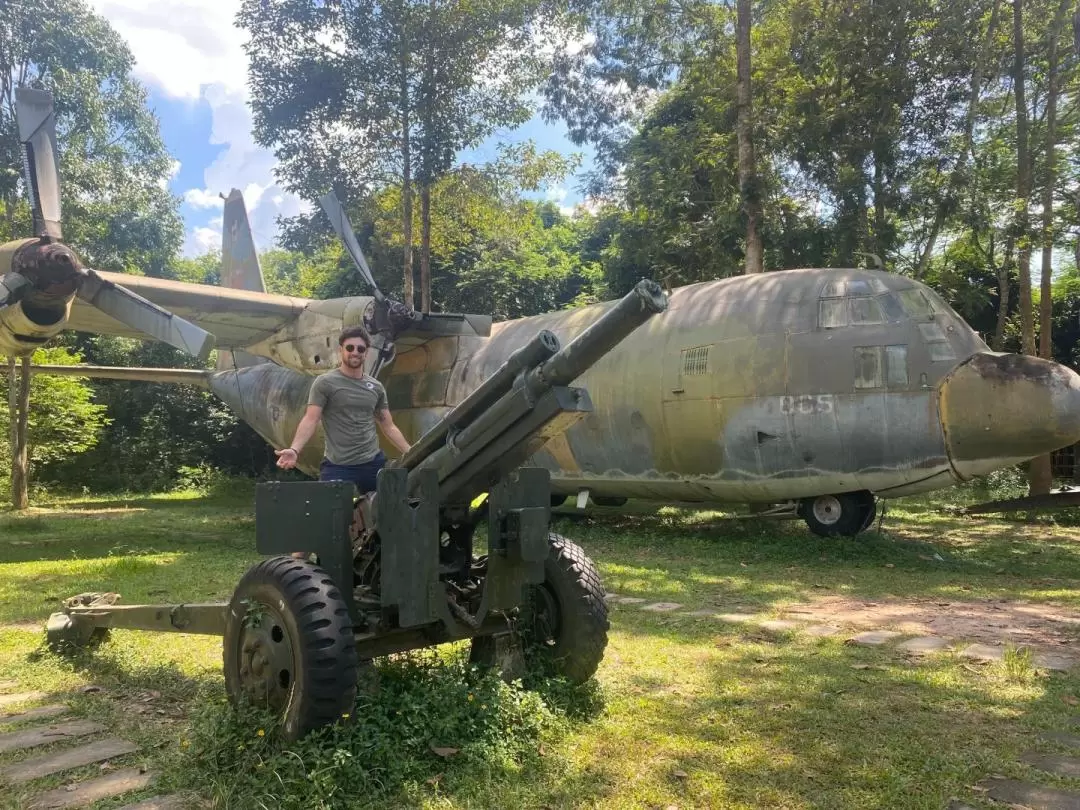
top-left (799, 491), bottom-right (875, 537)
top-left (516, 533), bottom-right (609, 683)
top-left (223, 556), bottom-right (359, 741)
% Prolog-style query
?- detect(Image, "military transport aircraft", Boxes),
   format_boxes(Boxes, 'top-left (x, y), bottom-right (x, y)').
top-left (5, 92), bottom-right (1080, 538)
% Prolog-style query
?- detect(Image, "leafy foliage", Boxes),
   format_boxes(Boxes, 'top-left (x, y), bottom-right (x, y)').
top-left (0, 0), bottom-right (183, 274)
top-left (0, 346), bottom-right (108, 494)
top-left (180, 648), bottom-right (596, 810)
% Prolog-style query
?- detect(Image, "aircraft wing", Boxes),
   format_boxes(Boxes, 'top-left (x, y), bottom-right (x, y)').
top-left (67, 271), bottom-right (308, 348)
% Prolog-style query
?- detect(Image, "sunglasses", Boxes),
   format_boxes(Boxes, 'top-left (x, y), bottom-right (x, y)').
top-left (343, 344), bottom-right (368, 354)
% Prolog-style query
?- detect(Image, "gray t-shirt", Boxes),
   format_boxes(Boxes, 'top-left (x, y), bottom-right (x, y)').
top-left (307, 369), bottom-right (388, 465)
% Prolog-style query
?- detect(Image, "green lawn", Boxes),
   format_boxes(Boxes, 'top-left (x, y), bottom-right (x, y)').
top-left (1, 488), bottom-right (1079, 808)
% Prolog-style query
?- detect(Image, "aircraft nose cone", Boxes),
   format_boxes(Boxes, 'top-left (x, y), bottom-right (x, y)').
top-left (940, 352), bottom-right (1080, 479)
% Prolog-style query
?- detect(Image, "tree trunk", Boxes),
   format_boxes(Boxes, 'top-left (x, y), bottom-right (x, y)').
top-left (914, 0), bottom-right (1002, 279)
top-left (736, 0), bottom-right (763, 274)
top-left (400, 23), bottom-right (414, 310)
top-left (872, 150), bottom-right (887, 260)
top-left (1013, 0), bottom-right (1035, 358)
top-left (10, 357), bottom-right (29, 510)
top-left (420, 184), bottom-right (432, 312)
top-left (992, 235), bottom-right (1014, 352)
top-left (1029, 0), bottom-right (1071, 497)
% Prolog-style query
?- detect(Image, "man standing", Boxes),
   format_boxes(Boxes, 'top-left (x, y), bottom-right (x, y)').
top-left (275, 325), bottom-right (411, 492)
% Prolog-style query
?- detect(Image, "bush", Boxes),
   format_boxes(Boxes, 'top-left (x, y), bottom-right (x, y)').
top-left (179, 647), bottom-right (598, 809)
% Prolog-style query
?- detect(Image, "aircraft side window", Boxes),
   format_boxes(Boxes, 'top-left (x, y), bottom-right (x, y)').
top-left (854, 346), bottom-right (883, 388)
top-left (855, 344), bottom-right (909, 389)
top-left (819, 297), bottom-right (848, 328)
top-left (849, 296), bottom-right (883, 325)
top-left (885, 345), bottom-right (908, 386)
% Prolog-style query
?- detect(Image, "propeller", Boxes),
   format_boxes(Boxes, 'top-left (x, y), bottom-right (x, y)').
top-left (9, 87), bottom-right (215, 361)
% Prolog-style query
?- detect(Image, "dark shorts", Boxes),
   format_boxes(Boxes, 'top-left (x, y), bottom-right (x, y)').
top-left (318, 451), bottom-right (387, 493)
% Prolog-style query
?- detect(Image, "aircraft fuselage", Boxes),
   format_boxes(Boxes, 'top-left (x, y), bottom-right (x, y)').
top-left (207, 267), bottom-right (1080, 506)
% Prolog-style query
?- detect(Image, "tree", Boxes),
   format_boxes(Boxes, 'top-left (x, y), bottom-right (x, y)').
top-left (239, 0), bottom-right (551, 310)
top-left (0, 0), bottom-right (183, 274)
top-left (0, 347), bottom-right (108, 500)
top-left (736, 0), bottom-right (763, 273)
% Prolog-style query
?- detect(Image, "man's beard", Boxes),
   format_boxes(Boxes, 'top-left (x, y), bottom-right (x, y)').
top-left (345, 356), bottom-right (363, 368)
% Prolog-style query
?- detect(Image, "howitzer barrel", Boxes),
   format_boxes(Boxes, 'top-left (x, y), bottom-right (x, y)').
top-left (398, 329), bottom-right (560, 471)
top-left (404, 279), bottom-right (668, 501)
top-left (523, 278), bottom-right (667, 395)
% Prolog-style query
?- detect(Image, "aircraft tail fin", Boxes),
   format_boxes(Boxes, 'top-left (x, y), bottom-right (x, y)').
top-left (218, 188), bottom-right (271, 371)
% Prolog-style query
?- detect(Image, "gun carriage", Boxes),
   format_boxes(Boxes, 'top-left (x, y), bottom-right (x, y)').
top-left (45, 280), bottom-right (668, 740)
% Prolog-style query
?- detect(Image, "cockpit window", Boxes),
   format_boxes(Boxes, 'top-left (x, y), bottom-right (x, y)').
top-left (897, 288), bottom-right (936, 317)
top-left (918, 322), bottom-right (956, 361)
top-left (878, 293), bottom-right (905, 322)
top-left (819, 298), bottom-right (848, 328)
top-left (850, 296), bottom-right (884, 325)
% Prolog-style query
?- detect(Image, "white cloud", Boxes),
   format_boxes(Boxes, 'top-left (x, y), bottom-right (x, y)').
top-left (90, 0), bottom-right (305, 258)
top-left (545, 186), bottom-right (569, 203)
top-left (182, 188), bottom-right (224, 209)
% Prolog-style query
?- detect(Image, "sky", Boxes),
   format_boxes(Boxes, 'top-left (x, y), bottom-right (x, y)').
top-left (88, 0), bottom-right (594, 257)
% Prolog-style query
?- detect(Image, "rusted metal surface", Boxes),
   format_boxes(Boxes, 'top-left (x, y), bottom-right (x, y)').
top-left (939, 351), bottom-right (1080, 479)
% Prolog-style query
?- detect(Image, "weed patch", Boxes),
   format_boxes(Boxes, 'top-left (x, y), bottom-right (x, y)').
top-left (180, 648), bottom-right (591, 809)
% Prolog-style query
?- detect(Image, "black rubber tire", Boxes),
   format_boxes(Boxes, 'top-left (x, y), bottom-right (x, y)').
top-left (518, 533), bottom-right (609, 683)
top-left (223, 557), bottom-right (359, 741)
top-left (799, 491), bottom-right (876, 538)
top-left (592, 496), bottom-right (628, 507)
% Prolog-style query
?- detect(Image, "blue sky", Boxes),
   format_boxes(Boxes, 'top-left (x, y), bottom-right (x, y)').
top-left (91, 0), bottom-right (592, 257)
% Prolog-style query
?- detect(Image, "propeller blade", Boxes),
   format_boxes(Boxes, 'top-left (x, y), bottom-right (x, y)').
top-left (318, 192), bottom-right (385, 303)
top-left (0, 273), bottom-right (29, 308)
top-left (78, 269), bottom-right (215, 361)
top-left (15, 87), bottom-right (62, 240)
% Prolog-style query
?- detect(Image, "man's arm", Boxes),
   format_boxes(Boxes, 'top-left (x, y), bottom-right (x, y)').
top-left (276, 404), bottom-right (323, 469)
top-left (375, 407), bottom-right (411, 455)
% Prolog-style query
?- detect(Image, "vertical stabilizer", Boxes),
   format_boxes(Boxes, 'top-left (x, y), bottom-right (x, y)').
top-left (218, 188), bottom-right (270, 370)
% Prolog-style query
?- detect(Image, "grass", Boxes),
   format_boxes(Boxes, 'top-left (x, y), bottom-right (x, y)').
top-left (0, 484), bottom-right (1079, 808)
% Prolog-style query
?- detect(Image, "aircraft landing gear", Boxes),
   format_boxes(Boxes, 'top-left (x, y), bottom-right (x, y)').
top-left (798, 491), bottom-right (876, 537)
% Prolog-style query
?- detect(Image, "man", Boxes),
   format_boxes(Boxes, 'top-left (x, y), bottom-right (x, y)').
top-left (275, 325), bottom-right (411, 493)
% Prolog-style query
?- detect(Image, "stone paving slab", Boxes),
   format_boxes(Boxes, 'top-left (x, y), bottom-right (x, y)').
top-left (0, 692), bottom-right (46, 710)
top-left (977, 777), bottom-right (1080, 810)
top-left (641, 602), bottom-right (683, 612)
top-left (0, 681), bottom-right (17, 691)
top-left (945, 802), bottom-right (978, 810)
top-left (683, 610), bottom-right (720, 618)
top-left (847, 630), bottom-right (903, 646)
top-left (897, 636), bottom-right (952, 655)
top-left (1, 737), bottom-right (139, 784)
top-left (1021, 751), bottom-right (1080, 779)
top-left (614, 597), bottom-right (647, 605)
top-left (0, 720), bottom-right (105, 755)
top-left (714, 613), bottom-right (758, 624)
top-left (1041, 732), bottom-right (1080, 748)
top-left (1035, 653), bottom-right (1077, 672)
top-left (958, 643), bottom-right (1004, 662)
top-left (117, 797), bottom-right (189, 810)
top-left (28, 768), bottom-right (155, 809)
top-left (0, 706), bottom-right (67, 725)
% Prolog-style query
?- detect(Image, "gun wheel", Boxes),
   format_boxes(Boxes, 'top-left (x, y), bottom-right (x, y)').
top-left (518, 533), bottom-right (609, 683)
top-left (223, 557), bottom-right (359, 741)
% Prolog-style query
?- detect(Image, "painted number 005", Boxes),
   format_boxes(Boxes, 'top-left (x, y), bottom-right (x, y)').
top-left (781, 395), bottom-right (834, 414)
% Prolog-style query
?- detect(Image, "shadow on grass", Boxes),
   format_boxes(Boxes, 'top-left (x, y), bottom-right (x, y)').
top-left (596, 621), bottom-right (1080, 810)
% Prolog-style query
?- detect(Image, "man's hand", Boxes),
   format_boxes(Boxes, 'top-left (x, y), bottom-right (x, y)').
top-left (276, 447), bottom-right (299, 469)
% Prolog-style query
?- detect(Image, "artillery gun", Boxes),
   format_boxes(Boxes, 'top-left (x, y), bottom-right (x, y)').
top-left (45, 279), bottom-right (668, 740)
